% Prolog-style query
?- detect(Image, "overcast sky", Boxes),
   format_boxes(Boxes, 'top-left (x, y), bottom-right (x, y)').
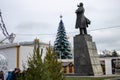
top-left (0, 0), bottom-right (120, 51)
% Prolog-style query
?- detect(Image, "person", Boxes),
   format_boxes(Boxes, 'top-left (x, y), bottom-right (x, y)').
top-left (10, 68), bottom-right (20, 80)
top-left (75, 2), bottom-right (91, 34)
top-left (0, 71), bottom-right (4, 80)
top-left (6, 71), bottom-right (12, 80)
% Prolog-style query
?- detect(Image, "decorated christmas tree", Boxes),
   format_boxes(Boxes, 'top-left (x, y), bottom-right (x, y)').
top-left (54, 16), bottom-right (72, 59)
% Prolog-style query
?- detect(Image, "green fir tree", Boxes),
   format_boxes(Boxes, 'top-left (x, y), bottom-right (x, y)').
top-left (18, 39), bottom-right (65, 80)
top-left (54, 16), bottom-right (72, 59)
top-left (19, 39), bottom-right (50, 80)
top-left (112, 50), bottom-right (119, 57)
top-left (44, 45), bottom-right (65, 80)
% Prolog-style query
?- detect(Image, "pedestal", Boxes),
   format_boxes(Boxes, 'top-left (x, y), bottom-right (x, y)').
top-left (74, 34), bottom-right (103, 76)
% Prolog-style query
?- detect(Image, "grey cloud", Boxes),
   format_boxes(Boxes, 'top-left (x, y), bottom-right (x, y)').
top-left (14, 22), bottom-right (54, 34)
top-left (90, 29), bottom-right (120, 50)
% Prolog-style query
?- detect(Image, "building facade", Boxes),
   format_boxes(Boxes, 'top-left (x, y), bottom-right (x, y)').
top-left (0, 41), bottom-right (49, 71)
top-left (100, 57), bottom-right (120, 75)
top-left (61, 59), bottom-right (74, 74)
top-left (61, 57), bottom-right (120, 75)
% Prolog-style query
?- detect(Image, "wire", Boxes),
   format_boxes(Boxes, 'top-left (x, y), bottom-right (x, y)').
top-left (16, 33), bottom-right (56, 36)
top-left (15, 25), bottom-right (120, 36)
top-left (89, 25), bottom-right (120, 31)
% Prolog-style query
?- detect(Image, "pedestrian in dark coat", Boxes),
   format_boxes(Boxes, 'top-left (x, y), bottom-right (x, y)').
top-left (0, 71), bottom-right (4, 80)
top-left (11, 68), bottom-right (20, 80)
top-left (6, 71), bottom-right (12, 80)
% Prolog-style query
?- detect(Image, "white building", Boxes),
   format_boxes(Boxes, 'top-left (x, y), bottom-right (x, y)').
top-left (0, 41), bottom-right (49, 71)
top-left (100, 57), bottom-right (120, 75)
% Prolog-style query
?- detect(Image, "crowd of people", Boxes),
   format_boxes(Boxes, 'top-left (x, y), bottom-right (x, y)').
top-left (0, 68), bottom-right (20, 80)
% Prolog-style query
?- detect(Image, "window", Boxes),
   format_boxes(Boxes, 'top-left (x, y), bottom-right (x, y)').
top-left (63, 66), bottom-right (67, 73)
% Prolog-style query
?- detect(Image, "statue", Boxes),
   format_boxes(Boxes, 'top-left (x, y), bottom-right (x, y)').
top-left (75, 3), bottom-right (91, 34)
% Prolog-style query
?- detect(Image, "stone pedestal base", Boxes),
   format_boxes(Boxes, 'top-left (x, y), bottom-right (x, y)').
top-left (74, 34), bottom-right (103, 76)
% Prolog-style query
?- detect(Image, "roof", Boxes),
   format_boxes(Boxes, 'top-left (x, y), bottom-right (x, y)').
top-left (19, 41), bottom-right (48, 46)
top-left (59, 59), bottom-right (74, 66)
top-left (0, 41), bottom-right (49, 49)
top-left (62, 62), bottom-right (74, 67)
top-left (0, 43), bottom-right (18, 49)
top-left (99, 57), bottom-right (120, 62)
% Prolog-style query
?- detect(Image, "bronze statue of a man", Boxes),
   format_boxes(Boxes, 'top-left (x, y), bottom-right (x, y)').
top-left (75, 3), bottom-right (91, 34)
